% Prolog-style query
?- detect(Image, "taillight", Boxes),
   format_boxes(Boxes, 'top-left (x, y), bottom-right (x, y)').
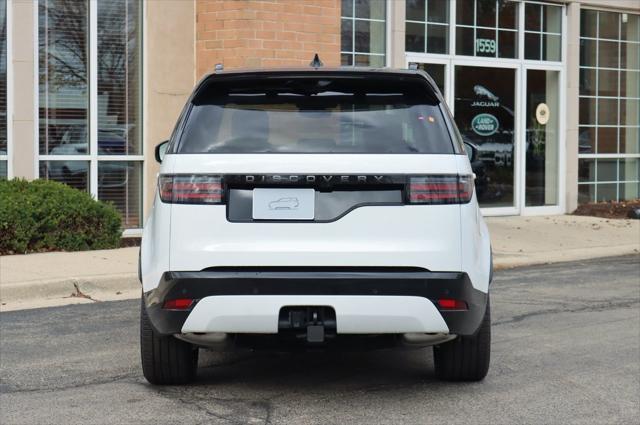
top-left (159, 174), bottom-right (224, 204)
top-left (407, 175), bottom-right (473, 204)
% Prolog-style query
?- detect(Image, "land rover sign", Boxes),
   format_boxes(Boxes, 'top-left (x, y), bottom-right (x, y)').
top-left (471, 113), bottom-right (499, 136)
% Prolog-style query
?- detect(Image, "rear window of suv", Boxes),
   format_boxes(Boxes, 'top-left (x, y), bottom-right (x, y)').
top-left (175, 73), bottom-right (454, 154)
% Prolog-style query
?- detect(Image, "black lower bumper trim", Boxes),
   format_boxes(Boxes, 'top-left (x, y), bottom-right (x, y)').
top-left (144, 268), bottom-right (488, 337)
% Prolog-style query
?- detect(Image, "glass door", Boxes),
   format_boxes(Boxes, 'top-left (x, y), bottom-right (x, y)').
top-left (454, 65), bottom-right (517, 209)
top-left (524, 69), bottom-right (560, 208)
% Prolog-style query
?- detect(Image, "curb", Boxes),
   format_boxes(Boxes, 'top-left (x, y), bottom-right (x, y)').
top-left (1, 274), bottom-right (139, 310)
top-left (1, 249), bottom-right (639, 311)
top-left (492, 245), bottom-right (640, 270)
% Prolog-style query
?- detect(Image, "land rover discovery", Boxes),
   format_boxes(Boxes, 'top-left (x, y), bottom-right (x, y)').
top-left (139, 66), bottom-right (492, 384)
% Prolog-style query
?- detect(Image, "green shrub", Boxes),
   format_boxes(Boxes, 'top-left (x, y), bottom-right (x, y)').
top-left (0, 179), bottom-right (122, 254)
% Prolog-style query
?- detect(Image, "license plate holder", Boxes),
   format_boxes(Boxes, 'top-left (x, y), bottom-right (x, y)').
top-left (252, 188), bottom-right (315, 220)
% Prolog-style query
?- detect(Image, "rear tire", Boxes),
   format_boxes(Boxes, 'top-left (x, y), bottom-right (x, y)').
top-left (140, 298), bottom-right (198, 385)
top-left (433, 297), bottom-right (491, 381)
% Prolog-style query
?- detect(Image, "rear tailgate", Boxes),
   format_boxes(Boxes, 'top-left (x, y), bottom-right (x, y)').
top-left (164, 154), bottom-right (463, 272)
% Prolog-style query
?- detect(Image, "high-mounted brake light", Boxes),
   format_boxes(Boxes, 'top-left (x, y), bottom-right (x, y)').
top-left (159, 174), bottom-right (224, 204)
top-left (407, 175), bottom-right (473, 204)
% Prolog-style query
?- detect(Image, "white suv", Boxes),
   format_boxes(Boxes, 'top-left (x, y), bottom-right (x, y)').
top-left (139, 67), bottom-right (493, 385)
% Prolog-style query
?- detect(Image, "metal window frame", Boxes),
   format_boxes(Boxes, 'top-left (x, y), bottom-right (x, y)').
top-left (34, 0), bottom-right (144, 231)
top-left (577, 8), bottom-right (640, 203)
top-left (340, 0), bottom-right (388, 66)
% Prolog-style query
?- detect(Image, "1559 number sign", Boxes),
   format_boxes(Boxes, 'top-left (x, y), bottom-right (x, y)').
top-left (476, 38), bottom-right (496, 54)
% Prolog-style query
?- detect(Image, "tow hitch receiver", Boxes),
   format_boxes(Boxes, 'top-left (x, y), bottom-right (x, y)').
top-left (278, 306), bottom-right (337, 343)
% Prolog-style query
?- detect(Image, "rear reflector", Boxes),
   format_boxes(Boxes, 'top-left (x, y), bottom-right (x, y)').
top-left (163, 299), bottom-right (194, 310)
top-left (407, 175), bottom-right (473, 204)
top-left (438, 299), bottom-right (468, 310)
top-left (159, 174), bottom-right (224, 204)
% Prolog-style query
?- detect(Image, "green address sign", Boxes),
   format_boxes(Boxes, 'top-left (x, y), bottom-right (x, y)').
top-left (476, 38), bottom-right (496, 55)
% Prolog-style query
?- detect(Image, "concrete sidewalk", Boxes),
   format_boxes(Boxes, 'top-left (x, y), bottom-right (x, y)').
top-left (1, 215), bottom-right (639, 311)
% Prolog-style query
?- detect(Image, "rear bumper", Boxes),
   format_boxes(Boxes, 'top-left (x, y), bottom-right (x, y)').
top-left (143, 268), bottom-right (488, 337)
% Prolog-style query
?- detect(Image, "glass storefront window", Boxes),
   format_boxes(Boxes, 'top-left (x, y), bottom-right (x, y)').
top-left (98, 161), bottom-right (141, 228)
top-left (524, 3), bottom-right (562, 61)
top-left (525, 69), bottom-right (559, 207)
top-left (455, 0), bottom-right (518, 59)
top-left (38, 0), bottom-right (89, 157)
top-left (406, 0), bottom-right (449, 54)
top-left (97, 0), bottom-right (141, 156)
top-left (454, 66), bottom-right (516, 208)
top-left (0, 0), bottom-right (6, 178)
top-left (578, 9), bottom-right (640, 203)
top-left (341, 0), bottom-right (386, 66)
top-left (39, 160), bottom-right (89, 192)
top-left (38, 0), bottom-right (143, 228)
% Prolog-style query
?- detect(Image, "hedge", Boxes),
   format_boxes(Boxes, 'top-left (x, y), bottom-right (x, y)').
top-left (0, 179), bottom-right (122, 255)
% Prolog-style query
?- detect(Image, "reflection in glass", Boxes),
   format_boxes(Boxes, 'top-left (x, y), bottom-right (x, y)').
top-left (579, 68), bottom-right (597, 96)
top-left (543, 5), bottom-right (562, 33)
top-left (598, 40), bottom-right (619, 68)
top-left (454, 66), bottom-right (515, 208)
top-left (427, 24), bottom-right (448, 54)
top-left (355, 20), bottom-right (385, 54)
top-left (456, 27), bottom-right (474, 56)
top-left (578, 184), bottom-right (595, 204)
top-left (413, 63), bottom-right (445, 96)
top-left (598, 11), bottom-right (619, 40)
top-left (406, 0), bottom-right (425, 21)
top-left (542, 34), bottom-right (561, 61)
top-left (341, 19), bottom-right (353, 52)
top-left (97, 0), bottom-right (141, 155)
top-left (579, 9), bottom-right (640, 204)
top-left (98, 161), bottom-right (141, 228)
top-left (39, 160), bottom-right (89, 191)
top-left (597, 127), bottom-right (617, 154)
top-left (476, 0), bottom-right (496, 28)
top-left (39, 0), bottom-right (89, 155)
top-left (428, 0), bottom-right (448, 23)
top-left (597, 159), bottom-right (618, 182)
top-left (405, 22), bottom-right (425, 52)
top-left (498, 30), bottom-right (516, 58)
top-left (578, 127), bottom-right (595, 153)
top-left (525, 70), bottom-right (559, 207)
top-left (621, 127), bottom-right (639, 154)
top-left (597, 69), bottom-right (618, 97)
top-left (355, 0), bottom-right (385, 20)
top-left (578, 159), bottom-right (596, 183)
top-left (340, 0), bottom-right (386, 66)
top-left (596, 183), bottom-right (617, 202)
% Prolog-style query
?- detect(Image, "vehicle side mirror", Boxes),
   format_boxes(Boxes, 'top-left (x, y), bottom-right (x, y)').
top-left (464, 142), bottom-right (477, 162)
top-left (155, 140), bottom-right (170, 163)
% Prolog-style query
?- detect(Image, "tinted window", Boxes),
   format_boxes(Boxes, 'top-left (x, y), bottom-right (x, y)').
top-left (176, 74), bottom-right (454, 154)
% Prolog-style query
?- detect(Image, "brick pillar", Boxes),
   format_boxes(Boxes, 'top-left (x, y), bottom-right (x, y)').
top-left (196, 0), bottom-right (341, 78)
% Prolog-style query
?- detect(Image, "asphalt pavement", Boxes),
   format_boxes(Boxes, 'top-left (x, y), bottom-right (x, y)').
top-left (1, 255), bottom-right (639, 424)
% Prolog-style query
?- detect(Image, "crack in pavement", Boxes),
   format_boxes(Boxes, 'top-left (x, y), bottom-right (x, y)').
top-left (0, 372), bottom-right (139, 395)
top-left (155, 387), bottom-right (275, 425)
top-left (494, 299), bottom-right (640, 326)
